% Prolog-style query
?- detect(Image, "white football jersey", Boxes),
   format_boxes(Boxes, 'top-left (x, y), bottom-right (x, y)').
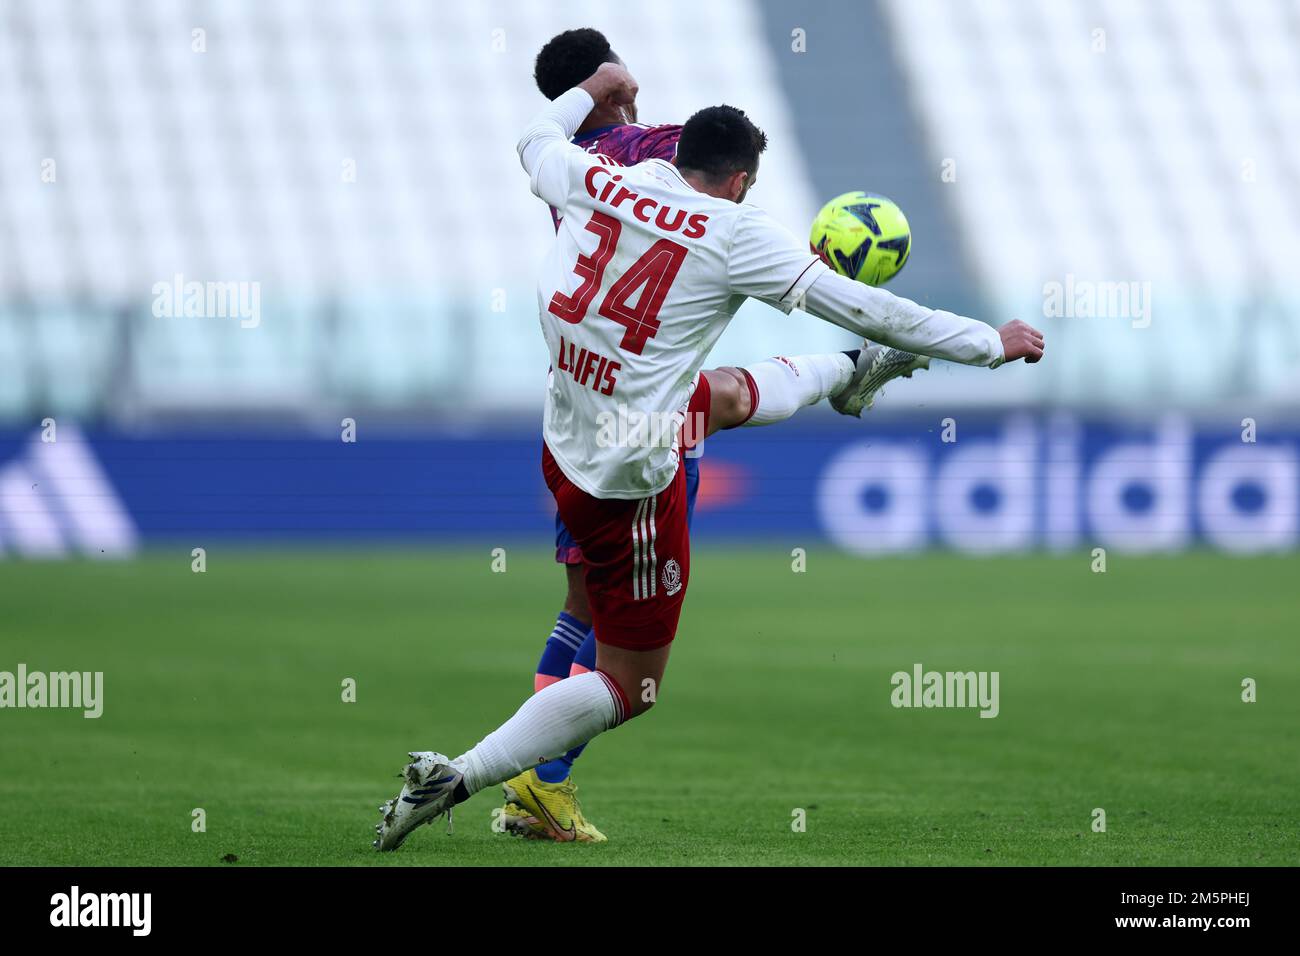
top-left (528, 142), bottom-right (828, 500)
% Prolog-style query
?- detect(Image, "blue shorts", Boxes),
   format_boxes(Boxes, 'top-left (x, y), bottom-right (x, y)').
top-left (555, 455), bottom-right (701, 565)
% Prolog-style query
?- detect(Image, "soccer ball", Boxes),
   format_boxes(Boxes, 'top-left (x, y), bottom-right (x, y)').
top-left (809, 191), bottom-right (911, 286)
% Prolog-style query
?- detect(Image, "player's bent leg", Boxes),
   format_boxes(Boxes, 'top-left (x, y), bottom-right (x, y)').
top-left (736, 354), bottom-right (857, 425)
top-left (706, 349), bottom-right (929, 427)
top-left (594, 641), bottom-right (671, 720)
top-left (702, 350), bottom-right (894, 435)
top-left (702, 367), bottom-right (753, 434)
top-left (539, 432), bottom-right (688, 735)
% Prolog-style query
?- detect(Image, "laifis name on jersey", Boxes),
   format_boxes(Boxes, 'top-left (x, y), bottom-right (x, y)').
top-left (555, 333), bottom-right (618, 396)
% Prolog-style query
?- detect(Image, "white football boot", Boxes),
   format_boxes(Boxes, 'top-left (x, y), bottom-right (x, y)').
top-left (374, 751), bottom-right (463, 851)
top-left (830, 341), bottom-right (930, 418)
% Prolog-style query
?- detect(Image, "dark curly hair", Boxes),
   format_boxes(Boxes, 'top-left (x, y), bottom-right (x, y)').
top-left (534, 28), bottom-right (619, 101)
top-left (675, 105), bottom-right (768, 183)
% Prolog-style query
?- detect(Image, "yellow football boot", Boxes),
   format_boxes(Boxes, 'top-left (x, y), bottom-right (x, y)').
top-left (498, 769), bottom-right (607, 843)
top-left (496, 801), bottom-right (531, 835)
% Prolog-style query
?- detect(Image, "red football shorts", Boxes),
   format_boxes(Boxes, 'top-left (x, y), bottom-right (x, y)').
top-left (541, 376), bottom-right (710, 651)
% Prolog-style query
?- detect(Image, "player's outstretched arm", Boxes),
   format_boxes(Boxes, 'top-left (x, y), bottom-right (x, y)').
top-left (727, 208), bottom-right (1043, 368)
top-left (517, 63), bottom-right (638, 207)
top-left (802, 270), bottom-right (1044, 366)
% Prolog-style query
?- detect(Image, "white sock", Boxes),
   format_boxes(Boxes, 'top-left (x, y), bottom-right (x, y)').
top-left (454, 670), bottom-right (625, 796)
top-left (741, 353), bottom-right (856, 425)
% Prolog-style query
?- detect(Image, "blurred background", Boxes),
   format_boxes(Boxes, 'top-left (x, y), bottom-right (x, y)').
top-left (1, 0), bottom-right (1297, 558)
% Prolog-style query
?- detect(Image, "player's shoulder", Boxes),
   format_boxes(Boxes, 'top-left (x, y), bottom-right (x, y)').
top-left (697, 201), bottom-right (805, 268)
top-left (696, 196), bottom-right (783, 234)
top-left (731, 201), bottom-right (800, 240)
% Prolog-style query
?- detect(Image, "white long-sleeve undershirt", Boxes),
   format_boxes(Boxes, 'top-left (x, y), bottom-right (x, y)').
top-left (802, 270), bottom-right (1005, 367)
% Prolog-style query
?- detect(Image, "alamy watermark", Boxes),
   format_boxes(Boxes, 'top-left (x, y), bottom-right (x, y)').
top-left (890, 663), bottom-right (999, 718)
top-left (1042, 274), bottom-right (1151, 328)
top-left (595, 403), bottom-right (706, 450)
top-left (152, 273), bottom-right (261, 328)
top-left (0, 664), bottom-right (103, 718)
top-left (50, 886), bottom-right (150, 936)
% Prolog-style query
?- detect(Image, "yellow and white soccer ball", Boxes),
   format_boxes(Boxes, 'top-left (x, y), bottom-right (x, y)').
top-left (809, 191), bottom-right (911, 286)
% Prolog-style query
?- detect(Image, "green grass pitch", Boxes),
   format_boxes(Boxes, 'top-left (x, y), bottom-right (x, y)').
top-left (1, 548), bottom-right (1296, 866)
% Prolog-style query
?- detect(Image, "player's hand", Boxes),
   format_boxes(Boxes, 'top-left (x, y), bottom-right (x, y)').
top-left (581, 62), bottom-right (638, 114)
top-left (998, 319), bottom-right (1045, 364)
